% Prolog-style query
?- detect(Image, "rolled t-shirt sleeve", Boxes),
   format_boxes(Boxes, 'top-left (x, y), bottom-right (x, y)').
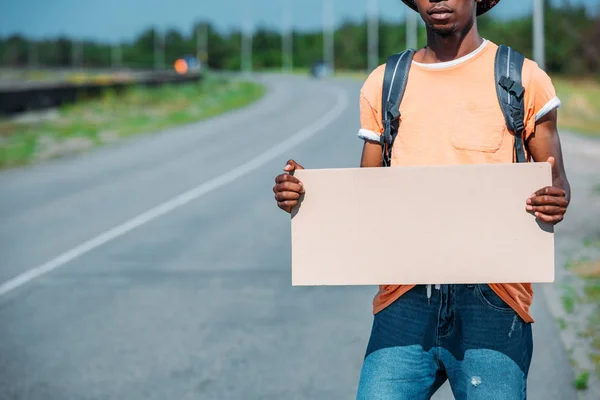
top-left (358, 65), bottom-right (386, 142)
top-left (522, 59), bottom-right (561, 140)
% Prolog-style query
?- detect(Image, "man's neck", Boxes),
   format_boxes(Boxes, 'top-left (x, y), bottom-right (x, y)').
top-left (417, 24), bottom-right (483, 64)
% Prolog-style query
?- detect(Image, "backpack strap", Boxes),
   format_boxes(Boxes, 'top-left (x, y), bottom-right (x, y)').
top-left (380, 49), bottom-right (415, 167)
top-left (495, 45), bottom-right (527, 163)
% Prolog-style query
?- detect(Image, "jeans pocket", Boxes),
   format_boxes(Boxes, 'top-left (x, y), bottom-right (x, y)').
top-left (475, 284), bottom-right (514, 313)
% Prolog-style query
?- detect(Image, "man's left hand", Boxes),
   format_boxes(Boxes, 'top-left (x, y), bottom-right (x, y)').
top-left (526, 157), bottom-right (570, 225)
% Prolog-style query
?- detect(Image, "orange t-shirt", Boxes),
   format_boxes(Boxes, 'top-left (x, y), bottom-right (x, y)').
top-left (357, 40), bottom-right (560, 323)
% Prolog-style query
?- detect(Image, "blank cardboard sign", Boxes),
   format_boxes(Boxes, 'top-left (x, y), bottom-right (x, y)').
top-left (291, 162), bottom-right (554, 286)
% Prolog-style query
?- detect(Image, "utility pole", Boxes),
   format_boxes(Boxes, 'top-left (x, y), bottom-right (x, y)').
top-left (154, 28), bottom-right (164, 70)
top-left (406, 9), bottom-right (417, 50)
top-left (367, 0), bottom-right (379, 71)
top-left (28, 40), bottom-right (38, 69)
top-left (196, 22), bottom-right (208, 66)
top-left (282, 0), bottom-right (293, 72)
top-left (323, 0), bottom-right (334, 71)
top-left (71, 39), bottom-right (83, 69)
top-left (533, 0), bottom-right (545, 69)
top-left (241, 24), bottom-right (252, 74)
top-left (242, 6), bottom-right (253, 74)
top-left (111, 43), bottom-right (122, 68)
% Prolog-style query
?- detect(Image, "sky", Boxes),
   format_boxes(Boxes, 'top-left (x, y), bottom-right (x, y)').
top-left (0, 0), bottom-right (598, 43)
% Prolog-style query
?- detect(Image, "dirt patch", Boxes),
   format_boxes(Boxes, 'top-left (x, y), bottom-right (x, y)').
top-left (35, 136), bottom-right (94, 161)
top-left (571, 260), bottom-right (600, 278)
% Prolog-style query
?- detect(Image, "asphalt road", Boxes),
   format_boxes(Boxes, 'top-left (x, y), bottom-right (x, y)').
top-left (0, 75), bottom-right (579, 399)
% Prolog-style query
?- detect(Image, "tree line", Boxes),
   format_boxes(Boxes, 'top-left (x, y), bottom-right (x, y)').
top-left (0, 1), bottom-right (598, 77)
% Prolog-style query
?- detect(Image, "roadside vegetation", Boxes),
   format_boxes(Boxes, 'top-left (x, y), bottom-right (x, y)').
top-left (561, 230), bottom-right (600, 389)
top-left (553, 77), bottom-right (600, 136)
top-left (0, 76), bottom-right (265, 168)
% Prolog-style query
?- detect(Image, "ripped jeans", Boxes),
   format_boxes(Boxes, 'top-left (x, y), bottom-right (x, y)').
top-left (357, 285), bottom-right (533, 400)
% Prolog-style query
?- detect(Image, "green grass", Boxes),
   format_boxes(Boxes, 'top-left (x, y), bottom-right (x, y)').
top-left (575, 371), bottom-right (590, 391)
top-left (583, 235), bottom-right (600, 249)
top-left (553, 77), bottom-right (600, 136)
top-left (557, 317), bottom-right (568, 331)
top-left (561, 284), bottom-right (579, 314)
top-left (261, 67), bottom-right (309, 75)
top-left (0, 76), bottom-right (265, 168)
top-left (568, 239), bottom-right (600, 379)
top-left (583, 276), bottom-right (600, 378)
top-left (0, 68), bottom-right (134, 85)
top-left (562, 294), bottom-right (577, 315)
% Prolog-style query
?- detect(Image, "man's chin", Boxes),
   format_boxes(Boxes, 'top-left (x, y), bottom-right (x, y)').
top-left (430, 24), bottom-right (457, 37)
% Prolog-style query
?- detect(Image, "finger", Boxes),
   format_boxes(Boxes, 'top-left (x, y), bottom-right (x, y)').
top-left (290, 160), bottom-right (305, 170)
top-left (530, 186), bottom-right (566, 198)
top-left (527, 195), bottom-right (569, 207)
top-left (275, 190), bottom-right (304, 200)
top-left (546, 156), bottom-right (555, 169)
top-left (535, 212), bottom-right (564, 224)
top-left (275, 173), bottom-right (302, 185)
top-left (277, 200), bottom-right (297, 211)
top-left (274, 182), bottom-right (304, 194)
top-left (527, 205), bottom-right (566, 215)
top-left (531, 186), bottom-right (566, 197)
top-left (277, 201), bottom-right (292, 213)
top-left (283, 159), bottom-right (305, 173)
top-left (275, 191), bottom-right (302, 201)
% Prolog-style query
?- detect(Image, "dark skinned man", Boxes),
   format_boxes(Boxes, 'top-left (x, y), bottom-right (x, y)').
top-left (273, 1), bottom-right (570, 398)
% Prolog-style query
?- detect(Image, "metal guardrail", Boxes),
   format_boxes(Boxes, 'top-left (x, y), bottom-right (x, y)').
top-left (0, 71), bottom-right (203, 116)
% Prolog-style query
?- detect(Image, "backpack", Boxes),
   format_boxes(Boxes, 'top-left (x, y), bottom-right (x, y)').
top-left (379, 45), bottom-right (527, 166)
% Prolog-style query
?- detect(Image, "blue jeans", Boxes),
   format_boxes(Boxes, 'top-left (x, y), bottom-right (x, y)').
top-left (357, 285), bottom-right (533, 400)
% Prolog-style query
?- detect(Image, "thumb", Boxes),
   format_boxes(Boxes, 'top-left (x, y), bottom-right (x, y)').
top-left (284, 159), bottom-right (304, 173)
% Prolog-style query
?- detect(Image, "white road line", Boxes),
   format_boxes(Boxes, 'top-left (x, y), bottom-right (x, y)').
top-left (0, 86), bottom-right (349, 297)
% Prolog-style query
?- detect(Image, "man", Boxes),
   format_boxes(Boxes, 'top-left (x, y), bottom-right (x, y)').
top-left (272, 0), bottom-right (570, 398)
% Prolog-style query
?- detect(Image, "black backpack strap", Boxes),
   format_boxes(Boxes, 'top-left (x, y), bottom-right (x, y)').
top-left (380, 49), bottom-right (415, 167)
top-left (495, 45), bottom-right (527, 163)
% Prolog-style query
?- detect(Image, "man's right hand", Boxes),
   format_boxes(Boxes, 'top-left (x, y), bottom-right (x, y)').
top-left (273, 160), bottom-right (305, 213)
